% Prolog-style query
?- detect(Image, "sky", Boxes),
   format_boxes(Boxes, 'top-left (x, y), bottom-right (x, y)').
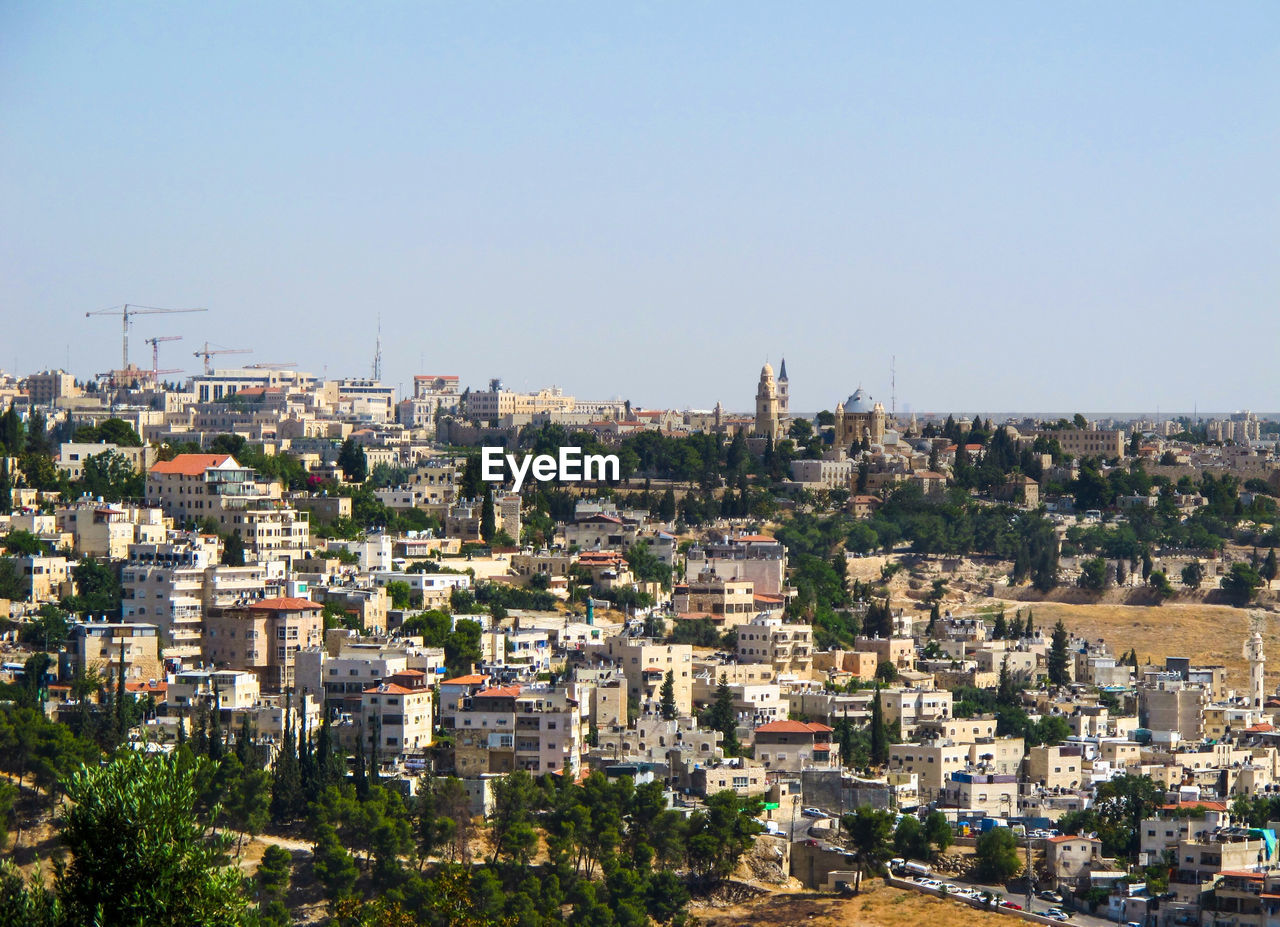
top-left (2, 2), bottom-right (1278, 416)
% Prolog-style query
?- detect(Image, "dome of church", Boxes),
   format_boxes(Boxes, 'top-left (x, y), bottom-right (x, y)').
top-left (844, 388), bottom-right (874, 413)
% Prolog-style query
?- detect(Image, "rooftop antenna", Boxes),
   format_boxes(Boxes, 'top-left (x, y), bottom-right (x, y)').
top-left (891, 355), bottom-right (896, 418)
top-left (372, 315), bottom-right (383, 381)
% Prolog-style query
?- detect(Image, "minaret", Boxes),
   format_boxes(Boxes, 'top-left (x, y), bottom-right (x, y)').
top-left (1246, 610), bottom-right (1266, 710)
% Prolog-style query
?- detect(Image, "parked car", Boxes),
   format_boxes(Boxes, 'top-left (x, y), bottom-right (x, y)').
top-left (802, 807), bottom-right (827, 818)
top-left (1039, 891), bottom-right (1064, 903)
top-left (1000, 901), bottom-right (1022, 910)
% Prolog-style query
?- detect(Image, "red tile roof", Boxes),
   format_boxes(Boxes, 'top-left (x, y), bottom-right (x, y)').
top-left (1160, 800), bottom-right (1227, 812)
top-left (474, 685), bottom-right (522, 698)
top-left (1244, 723), bottom-right (1275, 733)
top-left (248, 596), bottom-right (322, 611)
top-left (755, 720), bottom-right (833, 734)
top-left (149, 454), bottom-right (232, 477)
top-left (441, 674), bottom-right (488, 685)
top-left (363, 683), bottom-right (426, 695)
top-left (126, 680), bottom-right (167, 694)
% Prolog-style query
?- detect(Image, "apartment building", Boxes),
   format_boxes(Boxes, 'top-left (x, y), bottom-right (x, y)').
top-left (671, 571), bottom-right (755, 626)
top-left (70, 621), bottom-right (163, 682)
top-left (451, 683), bottom-right (582, 775)
top-left (204, 597), bottom-right (324, 692)
top-left (1027, 744), bottom-right (1084, 790)
top-left (1027, 427), bottom-right (1126, 459)
top-left (361, 670), bottom-right (434, 759)
top-left (581, 637), bottom-right (694, 717)
top-left (879, 688), bottom-right (953, 734)
top-left (684, 534), bottom-right (787, 596)
top-left (752, 719), bottom-right (834, 772)
top-left (145, 453), bottom-right (309, 561)
top-left (735, 614), bottom-right (813, 676)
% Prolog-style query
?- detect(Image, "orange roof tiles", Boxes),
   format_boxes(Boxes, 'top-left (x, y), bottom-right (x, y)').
top-left (248, 597), bottom-right (322, 611)
top-left (149, 454), bottom-right (231, 477)
top-left (474, 685), bottom-right (522, 698)
top-left (362, 683), bottom-right (425, 695)
top-left (755, 720), bottom-right (833, 734)
top-left (441, 674), bottom-right (488, 685)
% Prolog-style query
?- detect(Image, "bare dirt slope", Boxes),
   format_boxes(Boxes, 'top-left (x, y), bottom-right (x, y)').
top-left (979, 596), bottom-right (1277, 689)
top-left (695, 882), bottom-right (1009, 927)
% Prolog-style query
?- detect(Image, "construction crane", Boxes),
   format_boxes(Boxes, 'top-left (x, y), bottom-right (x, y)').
top-left (193, 342), bottom-right (252, 375)
top-left (85, 304), bottom-right (207, 370)
top-left (144, 335), bottom-right (183, 381)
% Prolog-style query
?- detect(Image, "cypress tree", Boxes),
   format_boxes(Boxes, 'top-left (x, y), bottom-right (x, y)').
top-left (353, 725), bottom-right (368, 800)
top-left (1047, 620), bottom-right (1071, 686)
top-left (208, 683), bottom-right (225, 761)
top-left (270, 694), bottom-right (303, 823)
top-left (660, 671), bottom-right (677, 720)
top-left (869, 685), bottom-right (888, 767)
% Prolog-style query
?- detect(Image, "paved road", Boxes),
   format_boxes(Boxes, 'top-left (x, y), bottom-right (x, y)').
top-left (940, 873), bottom-right (1117, 927)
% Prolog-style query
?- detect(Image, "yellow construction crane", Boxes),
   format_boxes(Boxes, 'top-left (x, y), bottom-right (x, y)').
top-left (85, 304), bottom-right (207, 370)
top-left (193, 342), bottom-right (252, 375)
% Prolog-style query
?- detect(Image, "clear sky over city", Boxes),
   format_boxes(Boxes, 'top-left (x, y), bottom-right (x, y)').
top-left (2, 2), bottom-right (1277, 415)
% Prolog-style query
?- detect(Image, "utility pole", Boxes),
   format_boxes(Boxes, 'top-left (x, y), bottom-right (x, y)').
top-left (890, 355), bottom-right (896, 419)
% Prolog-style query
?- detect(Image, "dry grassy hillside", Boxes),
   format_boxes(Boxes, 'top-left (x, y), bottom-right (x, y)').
top-left (696, 883), bottom-right (1010, 927)
top-left (978, 596), bottom-right (1278, 690)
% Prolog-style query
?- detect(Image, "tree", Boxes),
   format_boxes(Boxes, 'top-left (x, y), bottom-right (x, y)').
top-left (657, 489), bottom-right (676, 523)
top-left (875, 660), bottom-right (898, 685)
top-left (1148, 570), bottom-right (1174, 600)
top-left (480, 486), bottom-right (495, 543)
top-left (75, 417), bottom-right (143, 447)
top-left (704, 675), bottom-right (739, 755)
top-left (924, 810), bottom-right (953, 856)
top-left (1262, 548), bottom-right (1278, 583)
top-left (385, 581), bottom-right (412, 610)
top-left (685, 790), bottom-right (763, 885)
top-left (1047, 619), bottom-right (1071, 686)
top-left (869, 685), bottom-right (888, 766)
top-left (974, 826), bottom-right (1022, 882)
top-left (487, 770), bottom-right (540, 866)
top-left (255, 844), bottom-right (292, 927)
top-left (55, 751), bottom-right (248, 927)
top-left (659, 671), bottom-right (677, 720)
top-left (1222, 562), bottom-right (1264, 604)
top-left (1182, 560), bottom-right (1205, 590)
top-left (1077, 556), bottom-right (1108, 591)
top-left (892, 815), bottom-right (929, 861)
top-left (221, 532), bottom-right (245, 567)
top-left (312, 818), bottom-right (359, 904)
top-left (842, 807), bottom-right (894, 885)
top-left (337, 438), bottom-right (369, 483)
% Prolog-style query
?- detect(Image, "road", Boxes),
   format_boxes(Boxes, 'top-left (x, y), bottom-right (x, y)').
top-left (940, 873), bottom-right (1118, 927)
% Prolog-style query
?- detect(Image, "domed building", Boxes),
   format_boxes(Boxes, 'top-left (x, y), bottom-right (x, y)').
top-left (834, 387), bottom-right (885, 448)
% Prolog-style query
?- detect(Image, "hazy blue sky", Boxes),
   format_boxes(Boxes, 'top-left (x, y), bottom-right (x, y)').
top-left (3, 3), bottom-right (1277, 415)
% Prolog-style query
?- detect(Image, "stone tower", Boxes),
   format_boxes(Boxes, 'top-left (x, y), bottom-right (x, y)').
top-left (777, 357), bottom-right (790, 419)
top-left (754, 363), bottom-right (781, 440)
top-left (1247, 610), bottom-right (1266, 710)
